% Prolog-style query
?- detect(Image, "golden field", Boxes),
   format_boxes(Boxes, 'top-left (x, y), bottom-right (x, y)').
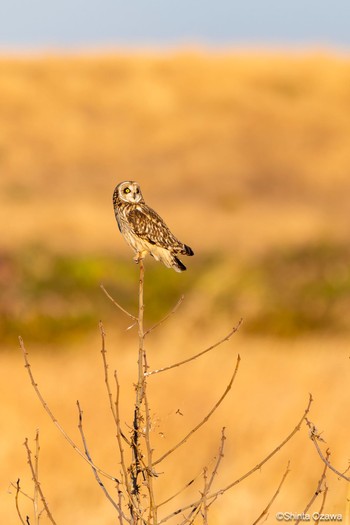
top-left (1, 51), bottom-right (350, 255)
top-left (1, 51), bottom-right (350, 523)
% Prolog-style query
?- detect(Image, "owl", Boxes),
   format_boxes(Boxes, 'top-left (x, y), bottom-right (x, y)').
top-left (113, 181), bottom-right (194, 272)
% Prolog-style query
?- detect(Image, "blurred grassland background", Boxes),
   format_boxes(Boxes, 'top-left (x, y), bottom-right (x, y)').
top-left (1, 52), bottom-right (350, 523)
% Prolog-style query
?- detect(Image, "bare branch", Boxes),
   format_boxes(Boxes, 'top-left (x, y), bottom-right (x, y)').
top-left (33, 430), bottom-right (40, 525)
top-left (295, 451), bottom-right (329, 525)
top-left (154, 355), bottom-right (241, 466)
top-left (24, 436), bottom-right (57, 525)
top-left (142, 349), bottom-right (157, 522)
top-left (117, 480), bottom-right (125, 525)
top-left (122, 258), bottom-right (158, 524)
top-left (189, 509), bottom-right (203, 525)
top-left (129, 259), bottom-right (145, 514)
top-left (306, 419), bottom-right (350, 482)
top-left (201, 467), bottom-right (209, 525)
top-left (314, 483), bottom-right (328, 525)
top-left (208, 394), bottom-right (312, 498)
top-left (252, 462), bottom-right (290, 525)
top-left (137, 259), bottom-right (158, 524)
top-left (100, 283), bottom-right (137, 321)
top-left (198, 428), bottom-right (228, 520)
top-left (19, 336), bottom-right (118, 483)
top-left (99, 320), bottom-right (134, 512)
top-left (205, 427), bottom-right (226, 497)
top-left (177, 505), bottom-right (202, 525)
top-left (157, 430), bottom-right (226, 514)
top-left (341, 462), bottom-right (350, 478)
top-left (14, 479), bottom-right (26, 525)
top-left (114, 371), bottom-right (134, 502)
top-left (159, 394), bottom-right (313, 523)
top-left (76, 400), bottom-right (130, 523)
top-left (99, 321), bottom-right (118, 425)
top-left (157, 474), bottom-right (198, 510)
top-left (146, 319), bottom-right (243, 377)
top-left (144, 295), bottom-right (185, 337)
top-left (10, 481), bottom-right (33, 503)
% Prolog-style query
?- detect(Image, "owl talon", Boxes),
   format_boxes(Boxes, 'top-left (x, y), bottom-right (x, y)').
top-left (133, 251), bottom-right (146, 264)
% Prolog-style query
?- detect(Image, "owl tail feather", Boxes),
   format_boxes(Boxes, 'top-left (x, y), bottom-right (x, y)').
top-left (182, 244), bottom-right (194, 256)
top-left (173, 256), bottom-right (187, 272)
top-left (172, 244), bottom-right (193, 271)
top-left (149, 246), bottom-right (187, 272)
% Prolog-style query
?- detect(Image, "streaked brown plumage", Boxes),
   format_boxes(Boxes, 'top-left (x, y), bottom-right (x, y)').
top-left (113, 181), bottom-right (194, 272)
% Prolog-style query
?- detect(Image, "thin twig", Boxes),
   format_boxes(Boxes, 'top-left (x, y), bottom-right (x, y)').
top-left (252, 462), bottom-right (290, 525)
top-left (142, 348), bottom-right (158, 523)
top-left (306, 419), bottom-right (350, 482)
top-left (114, 370), bottom-right (135, 510)
top-left (10, 481), bottom-right (33, 503)
top-left (117, 480), bottom-right (125, 525)
top-left (99, 320), bottom-right (134, 510)
top-left (146, 319), bottom-right (243, 377)
top-left (177, 505), bottom-right (202, 525)
top-left (14, 479), bottom-right (26, 525)
top-left (181, 429), bottom-right (227, 524)
top-left (207, 394), bottom-right (312, 498)
top-left (100, 321), bottom-right (118, 425)
top-left (157, 437), bottom-right (224, 511)
top-left (202, 467), bottom-right (209, 525)
top-left (33, 430), bottom-right (40, 525)
top-left (157, 474), bottom-right (199, 509)
top-left (341, 462), bottom-right (350, 478)
top-left (24, 437), bottom-right (57, 525)
top-left (100, 283), bottom-right (137, 321)
top-left (205, 427), bottom-right (226, 497)
top-left (154, 355), bottom-right (241, 466)
top-left (314, 483), bottom-right (328, 525)
top-left (159, 394), bottom-right (313, 524)
top-left (144, 295), bottom-right (185, 337)
top-left (295, 451), bottom-right (329, 525)
top-left (19, 336), bottom-right (118, 483)
top-left (76, 400), bottom-right (130, 523)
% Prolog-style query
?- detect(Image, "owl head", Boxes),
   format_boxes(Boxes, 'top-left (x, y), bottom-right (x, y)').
top-left (115, 181), bottom-right (144, 204)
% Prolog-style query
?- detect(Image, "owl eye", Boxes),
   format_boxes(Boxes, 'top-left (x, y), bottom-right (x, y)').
top-left (136, 188), bottom-right (140, 193)
top-left (124, 188), bottom-right (131, 194)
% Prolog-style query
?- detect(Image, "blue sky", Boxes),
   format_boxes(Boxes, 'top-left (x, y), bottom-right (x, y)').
top-left (0, 0), bottom-right (349, 50)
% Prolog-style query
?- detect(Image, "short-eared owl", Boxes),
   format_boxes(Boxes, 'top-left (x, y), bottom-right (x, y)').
top-left (113, 181), bottom-right (194, 272)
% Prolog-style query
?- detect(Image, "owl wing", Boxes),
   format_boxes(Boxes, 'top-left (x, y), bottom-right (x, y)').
top-left (127, 206), bottom-right (178, 249)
